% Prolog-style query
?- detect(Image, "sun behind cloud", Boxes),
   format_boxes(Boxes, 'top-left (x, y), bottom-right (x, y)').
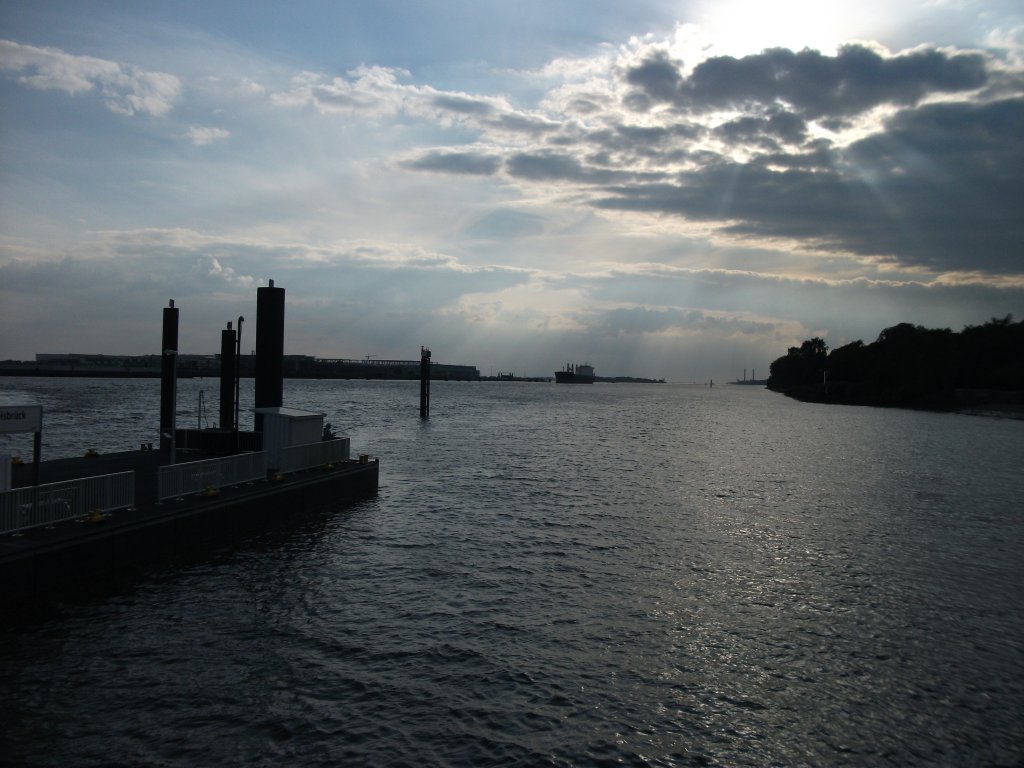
top-left (705, 0), bottom-right (868, 55)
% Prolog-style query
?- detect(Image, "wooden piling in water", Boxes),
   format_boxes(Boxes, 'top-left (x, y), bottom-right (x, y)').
top-left (420, 346), bottom-right (431, 418)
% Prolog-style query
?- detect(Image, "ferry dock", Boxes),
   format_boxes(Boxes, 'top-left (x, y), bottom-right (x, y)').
top-left (1, 281), bottom-right (379, 605)
top-left (1, 449), bottom-right (377, 605)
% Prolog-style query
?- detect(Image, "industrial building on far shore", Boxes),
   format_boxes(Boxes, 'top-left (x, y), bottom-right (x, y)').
top-left (0, 353), bottom-right (481, 381)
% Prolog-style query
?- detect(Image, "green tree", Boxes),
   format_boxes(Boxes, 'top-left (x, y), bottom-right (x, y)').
top-left (768, 317), bottom-right (1023, 408)
top-left (768, 337), bottom-right (829, 391)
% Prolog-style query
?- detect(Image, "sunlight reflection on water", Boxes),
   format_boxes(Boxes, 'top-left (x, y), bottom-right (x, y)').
top-left (2, 377), bottom-right (1022, 766)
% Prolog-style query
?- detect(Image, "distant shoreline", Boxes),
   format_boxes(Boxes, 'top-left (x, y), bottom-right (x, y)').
top-left (0, 367), bottom-right (666, 384)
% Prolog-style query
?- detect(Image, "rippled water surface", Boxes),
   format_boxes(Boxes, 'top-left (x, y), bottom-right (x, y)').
top-left (2, 377), bottom-right (1023, 766)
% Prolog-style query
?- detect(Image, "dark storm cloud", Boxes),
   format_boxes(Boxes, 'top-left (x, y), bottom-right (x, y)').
top-left (402, 150), bottom-right (501, 175)
top-left (431, 94), bottom-right (496, 116)
top-left (566, 97), bottom-right (603, 115)
top-left (625, 50), bottom-right (684, 103)
top-left (759, 139), bottom-right (835, 171)
top-left (506, 151), bottom-right (591, 181)
top-left (626, 45), bottom-right (988, 118)
top-left (398, 41), bottom-right (1015, 277)
top-left (847, 96), bottom-right (1023, 174)
top-left (486, 113), bottom-right (560, 135)
top-left (837, 98), bottom-right (1024, 270)
top-left (590, 123), bottom-right (704, 151)
top-left (592, 97), bottom-right (1024, 274)
top-left (593, 165), bottom-right (856, 241)
top-left (713, 110), bottom-right (808, 148)
top-left (579, 123), bottom-right (706, 168)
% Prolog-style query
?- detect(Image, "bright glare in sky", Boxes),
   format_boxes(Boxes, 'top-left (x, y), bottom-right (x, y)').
top-left (695, 0), bottom-right (876, 56)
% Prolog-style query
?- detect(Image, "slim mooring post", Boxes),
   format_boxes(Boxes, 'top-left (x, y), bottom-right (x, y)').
top-left (255, 280), bottom-right (285, 433)
top-left (234, 316), bottom-right (244, 441)
top-left (159, 299), bottom-right (179, 452)
top-left (219, 321), bottom-right (237, 431)
top-left (420, 346), bottom-right (431, 418)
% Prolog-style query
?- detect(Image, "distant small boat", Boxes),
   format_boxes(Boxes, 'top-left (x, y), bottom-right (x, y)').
top-left (555, 362), bottom-right (595, 384)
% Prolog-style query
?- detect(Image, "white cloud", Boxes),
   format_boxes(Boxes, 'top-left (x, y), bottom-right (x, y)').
top-left (186, 125), bottom-right (231, 145)
top-left (0, 39), bottom-right (180, 116)
top-left (201, 74), bottom-right (266, 100)
top-left (270, 65), bottom-right (411, 116)
top-left (206, 256), bottom-right (254, 287)
top-left (0, 39), bottom-right (118, 93)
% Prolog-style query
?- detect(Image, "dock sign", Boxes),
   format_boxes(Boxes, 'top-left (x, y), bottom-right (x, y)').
top-left (0, 405), bottom-right (42, 433)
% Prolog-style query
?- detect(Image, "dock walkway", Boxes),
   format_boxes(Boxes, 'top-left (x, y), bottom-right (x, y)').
top-left (2, 450), bottom-right (378, 604)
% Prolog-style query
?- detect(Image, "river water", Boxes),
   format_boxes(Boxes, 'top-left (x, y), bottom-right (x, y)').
top-left (1, 377), bottom-right (1022, 766)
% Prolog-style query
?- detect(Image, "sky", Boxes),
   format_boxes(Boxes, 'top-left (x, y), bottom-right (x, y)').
top-left (1, 0), bottom-right (1022, 381)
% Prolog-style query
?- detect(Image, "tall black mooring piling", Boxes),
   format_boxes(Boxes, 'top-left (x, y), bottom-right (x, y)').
top-left (159, 299), bottom-right (179, 452)
top-left (254, 280), bottom-right (285, 431)
top-left (219, 321), bottom-right (237, 430)
top-left (420, 346), bottom-right (431, 418)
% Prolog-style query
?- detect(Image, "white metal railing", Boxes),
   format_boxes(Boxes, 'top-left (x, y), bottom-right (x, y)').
top-left (157, 452), bottom-right (267, 501)
top-left (1, 472), bottom-right (135, 535)
top-left (275, 438), bottom-right (350, 473)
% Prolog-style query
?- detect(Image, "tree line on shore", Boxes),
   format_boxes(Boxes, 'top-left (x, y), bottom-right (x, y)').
top-left (767, 316), bottom-right (1024, 409)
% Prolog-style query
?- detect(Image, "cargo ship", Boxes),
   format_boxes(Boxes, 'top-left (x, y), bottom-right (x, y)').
top-left (555, 363), bottom-right (595, 384)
